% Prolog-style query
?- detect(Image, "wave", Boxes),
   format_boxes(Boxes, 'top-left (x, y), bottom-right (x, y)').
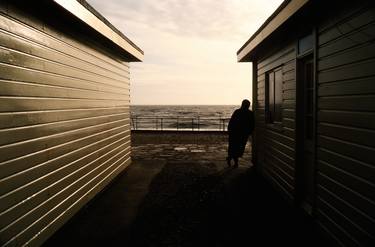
top-left (131, 105), bottom-right (236, 130)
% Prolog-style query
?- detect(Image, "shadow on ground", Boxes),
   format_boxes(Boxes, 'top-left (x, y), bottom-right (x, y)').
top-left (45, 142), bottom-right (322, 247)
top-left (125, 163), bottom-right (320, 247)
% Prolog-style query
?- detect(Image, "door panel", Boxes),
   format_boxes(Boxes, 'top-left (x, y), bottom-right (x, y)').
top-left (297, 54), bottom-right (315, 215)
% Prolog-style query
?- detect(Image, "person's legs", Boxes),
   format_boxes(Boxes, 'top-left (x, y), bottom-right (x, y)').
top-left (233, 157), bottom-right (239, 167)
top-left (226, 156), bottom-right (232, 166)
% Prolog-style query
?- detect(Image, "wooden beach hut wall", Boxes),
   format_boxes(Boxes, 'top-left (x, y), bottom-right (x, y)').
top-left (0, 0), bottom-right (143, 245)
top-left (237, 0), bottom-right (375, 246)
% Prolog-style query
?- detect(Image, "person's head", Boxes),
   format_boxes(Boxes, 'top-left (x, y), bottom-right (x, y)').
top-left (241, 99), bottom-right (251, 109)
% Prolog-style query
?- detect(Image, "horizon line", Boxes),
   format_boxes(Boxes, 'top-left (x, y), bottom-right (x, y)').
top-left (130, 104), bottom-right (239, 106)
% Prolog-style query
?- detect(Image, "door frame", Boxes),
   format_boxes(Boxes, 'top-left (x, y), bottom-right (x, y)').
top-left (295, 29), bottom-right (318, 216)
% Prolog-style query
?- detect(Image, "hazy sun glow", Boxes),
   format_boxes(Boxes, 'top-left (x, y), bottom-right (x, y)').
top-left (87, 0), bottom-right (283, 105)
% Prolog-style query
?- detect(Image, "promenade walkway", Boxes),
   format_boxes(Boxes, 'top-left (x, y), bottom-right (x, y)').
top-left (44, 132), bottom-right (321, 246)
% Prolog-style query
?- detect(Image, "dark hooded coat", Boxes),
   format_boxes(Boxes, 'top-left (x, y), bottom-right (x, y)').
top-left (227, 108), bottom-right (255, 158)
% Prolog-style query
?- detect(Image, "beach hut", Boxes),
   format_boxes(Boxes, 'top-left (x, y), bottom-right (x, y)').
top-left (0, 0), bottom-right (143, 245)
top-left (238, 0), bottom-right (374, 246)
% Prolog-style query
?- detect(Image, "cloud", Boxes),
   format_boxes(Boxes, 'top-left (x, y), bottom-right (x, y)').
top-left (87, 0), bottom-right (283, 104)
top-left (88, 0), bottom-right (282, 40)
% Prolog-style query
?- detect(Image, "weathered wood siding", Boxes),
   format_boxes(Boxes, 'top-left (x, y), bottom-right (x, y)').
top-left (0, 5), bottom-right (131, 246)
top-left (255, 43), bottom-right (297, 201)
top-left (316, 4), bottom-right (375, 246)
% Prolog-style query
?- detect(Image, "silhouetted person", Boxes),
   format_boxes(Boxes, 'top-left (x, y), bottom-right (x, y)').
top-left (227, 99), bottom-right (255, 167)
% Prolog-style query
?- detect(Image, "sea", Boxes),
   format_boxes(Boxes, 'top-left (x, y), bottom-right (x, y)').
top-left (130, 105), bottom-right (239, 131)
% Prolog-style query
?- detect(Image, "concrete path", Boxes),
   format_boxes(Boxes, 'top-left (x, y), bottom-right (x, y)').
top-left (44, 159), bottom-right (166, 246)
top-left (44, 141), bottom-right (322, 246)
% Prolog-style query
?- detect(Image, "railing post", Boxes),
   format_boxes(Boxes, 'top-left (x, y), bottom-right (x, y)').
top-left (129, 115), bottom-right (230, 132)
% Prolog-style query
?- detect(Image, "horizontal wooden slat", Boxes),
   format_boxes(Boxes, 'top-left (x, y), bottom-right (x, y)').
top-left (319, 21), bottom-right (375, 58)
top-left (318, 95), bottom-right (375, 111)
top-left (265, 147), bottom-right (294, 172)
top-left (257, 100), bottom-right (265, 108)
top-left (318, 160), bottom-right (375, 201)
top-left (0, 112), bottom-right (129, 146)
top-left (0, 97), bottom-right (129, 112)
top-left (257, 74), bottom-right (265, 81)
top-left (0, 125), bottom-right (129, 185)
top-left (318, 58), bottom-right (375, 83)
top-left (317, 173), bottom-right (375, 220)
top-left (0, 46), bottom-right (129, 90)
top-left (0, 107), bottom-right (129, 129)
top-left (0, 29), bottom-right (130, 82)
top-left (282, 118), bottom-right (295, 129)
top-left (257, 94), bottom-right (265, 101)
top-left (282, 100), bottom-right (295, 110)
top-left (283, 70), bottom-right (294, 82)
top-left (0, 13), bottom-right (129, 75)
top-left (318, 7), bottom-right (374, 45)
top-left (258, 43), bottom-right (295, 71)
top-left (257, 87), bottom-right (265, 96)
top-left (1, 149), bottom-right (131, 245)
top-left (316, 4), bottom-right (375, 247)
top-left (318, 110), bottom-right (375, 130)
top-left (0, 119), bottom-right (129, 164)
top-left (266, 128), bottom-right (295, 148)
top-left (282, 127), bottom-right (295, 139)
top-left (318, 122), bottom-right (375, 147)
top-left (265, 154), bottom-right (294, 186)
top-left (255, 110), bottom-right (265, 117)
top-left (258, 80), bottom-right (265, 89)
top-left (318, 135), bottom-right (375, 165)
top-left (317, 197), bottom-right (372, 246)
top-left (0, 63), bottom-right (129, 95)
top-left (25, 157), bottom-right (131, 246)
top-left (318, 76), bottom-right (375, 96)
top-left (283, 89), bottom-right (295, 100)
top-left (283, 80), bottom-right (296, 90)
top-left (263, 165), bottom-right (294, 199)
top-left (0, 5), bottom-right (134, 246)
top-left (318, 148), bottom-right (375, 182)
top-left (265, 135), bottom-right (295, 158)
top-left (318, 185), bottom-right (375, 238)
top-left (0, 134), bottom-right (130, 229)
top-left (318, 42), bottom-right (375, 71)
top-left (317, 209), bottom-right (359, 247)
top-left (259, 49), bottom-right (295, 75)
top-left (266, 143), bottom-right (295, 168)
top-left (0, 79), bottom-right (129, 102)
top-left (282, 60), bottom-right (295, 73)
top-left (282, 109), bottom-right (295, 119)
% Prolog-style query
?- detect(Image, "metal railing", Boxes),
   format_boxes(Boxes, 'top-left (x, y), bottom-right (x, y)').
top-left (131, 116), bottom-right (230, 131)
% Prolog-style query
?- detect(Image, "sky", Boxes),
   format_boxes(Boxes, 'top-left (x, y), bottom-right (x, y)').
top-left (87, 0), bottom-right (283, 105)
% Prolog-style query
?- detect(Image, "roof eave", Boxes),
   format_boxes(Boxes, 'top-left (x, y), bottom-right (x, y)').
top-left (237, 0), bottom-right (309, 62)
top-left (54, 0), bottom-right (144, 62)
